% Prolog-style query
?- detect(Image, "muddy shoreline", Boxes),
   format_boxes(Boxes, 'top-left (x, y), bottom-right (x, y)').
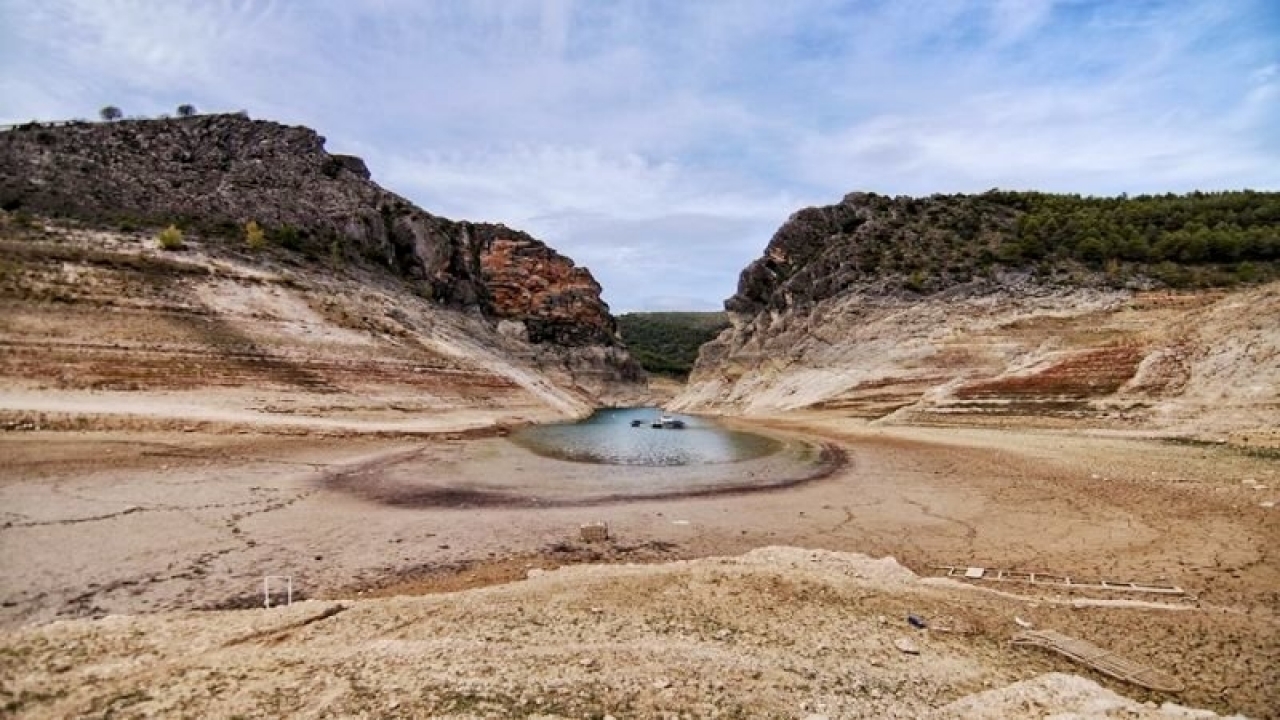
top-left (320, 429), bottom-right (847, 509)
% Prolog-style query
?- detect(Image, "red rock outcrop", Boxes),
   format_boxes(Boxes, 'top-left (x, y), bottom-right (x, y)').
top-left (472, 224), bottom-right (644, 394)
top-left (474, 225), bottom-right (618, 348)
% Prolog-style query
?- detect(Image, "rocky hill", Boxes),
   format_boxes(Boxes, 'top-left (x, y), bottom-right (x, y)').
top-left (674, 192), bottom-right (1280, 441)
top-left (0, 115), bottom-right (643, 421)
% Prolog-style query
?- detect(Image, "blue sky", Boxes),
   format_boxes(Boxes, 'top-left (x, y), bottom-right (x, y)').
top-left (2, 1), bottom-right (1277, 311)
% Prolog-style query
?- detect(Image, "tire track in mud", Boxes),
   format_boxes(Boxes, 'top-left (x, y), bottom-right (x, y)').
top-left (5, 490), bottom-right (320, 529)
top-left (898, 495), bottom-right (980, 543)
top-left (824, 505), bottom-right (858, 536)
top-left (5, 505), bottom-right (150, 528)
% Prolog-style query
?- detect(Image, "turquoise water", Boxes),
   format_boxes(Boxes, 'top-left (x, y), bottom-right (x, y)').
top-left (512, 407), bottom-right (783, 466)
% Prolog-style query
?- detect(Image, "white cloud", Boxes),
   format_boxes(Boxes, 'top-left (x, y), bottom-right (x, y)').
top-left (373, 145), bottom-right (798, 311)
top-left (1, 0), bottom-right (1276, 309)
top-left (795, 79), bottom-right (1277, 196)
top-left (987, 0), bottom-right (1056, 45)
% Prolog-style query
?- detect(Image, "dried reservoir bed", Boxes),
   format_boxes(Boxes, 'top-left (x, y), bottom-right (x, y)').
top-left (0, 416), bottom-right (1277, 717)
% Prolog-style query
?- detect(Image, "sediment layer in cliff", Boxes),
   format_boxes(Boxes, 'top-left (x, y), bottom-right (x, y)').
top-left (0, 214), bottom-right (613, 429)
top-left (674, 191), bottom-right (1280, 440)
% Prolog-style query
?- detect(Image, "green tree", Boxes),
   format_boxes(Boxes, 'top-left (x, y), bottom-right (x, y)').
top-left (1118, 234), bottom-right (1150, 261)
top-left (1207, 227), bottom-right (1243, 261)
top-left (1180, 229), bottom-right (1210, 262)
top-left (176, 104), bottom-right (197, 117)
top-left (1077, 236), bottom-right (1108, 265)
top-left (99, 105), bottom-right (122, 121)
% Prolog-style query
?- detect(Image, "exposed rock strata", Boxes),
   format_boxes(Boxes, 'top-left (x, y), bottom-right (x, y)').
top-left (0, 115), bottom-right (642, 393)
top-left (0, 216), bottom-right (609, 427)
top-left (675, 193), bottom-right (1279, 439)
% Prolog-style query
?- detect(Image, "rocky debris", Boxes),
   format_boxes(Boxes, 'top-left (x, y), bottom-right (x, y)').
top-left (894, 637), bottom-right (921, 654)
top-left (933, 673), bottom-right (1249, 719)
top-left (0, 116), bottom-right (642, 388)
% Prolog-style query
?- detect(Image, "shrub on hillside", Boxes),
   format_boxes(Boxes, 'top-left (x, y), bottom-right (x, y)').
top-left (156, 224), bottom-right (184, 251)
top-left (244, 220), bottom-right (266, 249)
top-left (268, 224), bottom-right (302, 250)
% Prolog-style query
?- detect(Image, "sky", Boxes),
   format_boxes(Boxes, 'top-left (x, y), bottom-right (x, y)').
top-left (2, 1), bottom-right (1277, 312)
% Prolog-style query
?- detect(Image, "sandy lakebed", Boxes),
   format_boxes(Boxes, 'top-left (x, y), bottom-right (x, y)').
top-left (0, 412), bottom-right (1277, 717)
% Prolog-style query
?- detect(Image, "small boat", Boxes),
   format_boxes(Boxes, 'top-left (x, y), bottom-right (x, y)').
top-left (654, 415), bottom-right (686, 429)
top-left (630, 419), bottom-right (644, 427)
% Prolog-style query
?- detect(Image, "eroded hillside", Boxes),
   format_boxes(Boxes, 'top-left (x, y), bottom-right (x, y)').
top-left (0, 215), bottom-right (622, 430)
top-left (674, 192), bottom-right (1279, 442)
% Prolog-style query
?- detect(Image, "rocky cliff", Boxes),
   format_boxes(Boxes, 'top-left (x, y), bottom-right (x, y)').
top-left (674, 192), bottom-right (1280, 440)
top-left (473, 224), bottom-right (643, 399)
top-left (0, 114), bottom-right (642, 398)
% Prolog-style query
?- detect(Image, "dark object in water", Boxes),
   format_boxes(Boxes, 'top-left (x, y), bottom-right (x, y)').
top-left (630, 419), bottom-right (644, 427)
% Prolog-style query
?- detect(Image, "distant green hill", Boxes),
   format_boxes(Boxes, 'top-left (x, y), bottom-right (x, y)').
top-left (617, 312), bottom-right (730, 379)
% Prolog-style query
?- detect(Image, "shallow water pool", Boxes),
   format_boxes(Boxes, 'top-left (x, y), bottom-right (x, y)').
top-left (511, 407), bottom-right (782, 466)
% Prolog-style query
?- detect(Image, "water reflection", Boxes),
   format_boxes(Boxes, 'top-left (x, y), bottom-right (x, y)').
top-left (512, 407), bottom-right (782, 466)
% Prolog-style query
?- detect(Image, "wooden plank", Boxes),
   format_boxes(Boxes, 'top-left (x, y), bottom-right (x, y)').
top-left (933, 566), bottom-right (1188, 597)
top-left (1013, 629), bottom-right (1183, 693)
